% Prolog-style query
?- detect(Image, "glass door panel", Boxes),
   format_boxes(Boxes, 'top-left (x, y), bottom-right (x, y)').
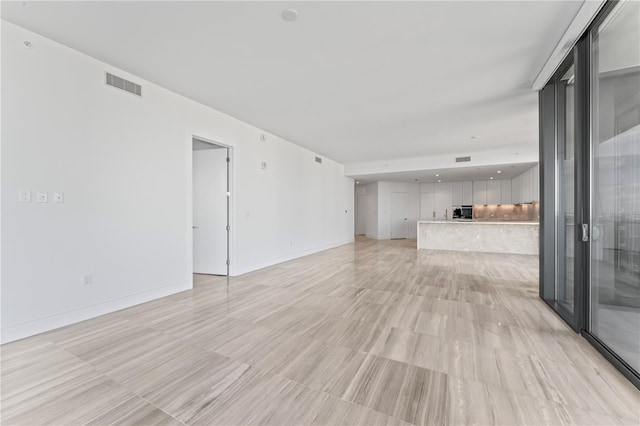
top-left (590, 0), bottom-right (640, 373)
top-left (557, 63), bottom-right (576, 314)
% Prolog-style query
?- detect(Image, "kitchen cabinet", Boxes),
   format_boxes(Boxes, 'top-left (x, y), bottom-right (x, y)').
top-left (420, 191), bottom-right (435, 220)
top-left (473, 181), bottom-right (487, 205)
top-left (420, 183), bottom-right (435, 194)
top-left (420, 183), bottom-right (435, 220)
top-left (501, 180), bottom-right (512, 204)
top-left (462, 181), bottom-right (473, 205)
top-left (511, 164), bottom-right (539, 203)
top-left (434, 182), bottom-right (453, 220)
top-left (512, 174), bottom-right (522, 203)
top-left (452, 182), bottom-right (463, 206)
top-left (486, 180), bottom-right (501, 205)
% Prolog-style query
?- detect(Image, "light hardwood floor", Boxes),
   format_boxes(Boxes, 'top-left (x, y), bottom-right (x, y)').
top-left (2, 237), bottom-right (639, 425)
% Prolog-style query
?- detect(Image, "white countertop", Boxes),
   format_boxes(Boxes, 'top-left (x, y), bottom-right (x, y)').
top-left (418, 221), bottom-right (539, 226)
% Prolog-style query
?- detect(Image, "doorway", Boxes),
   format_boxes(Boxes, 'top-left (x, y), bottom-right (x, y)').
top-left (192, 137), bottom-right (230, 276)
top-left (390, 192), bottom-right (409, 239)
top-left (356, 194), bottom-right (367, 235)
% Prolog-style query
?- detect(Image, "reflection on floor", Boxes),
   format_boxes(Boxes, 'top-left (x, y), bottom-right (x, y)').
top-left (592, 256), bottom-right (640, 373)
top-left (1, 237), bottom-right (639, 425)
top-left (595, 306), bottom-right (640, 373)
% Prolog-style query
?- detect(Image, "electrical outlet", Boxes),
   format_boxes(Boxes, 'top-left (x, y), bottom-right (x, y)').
top-left (19, 190), bottom-right (31, 202)
top-left (83, 274), bottom-right (93, 286)
top-left (53, 192), bottom-right (64, 203)
top-left (37, 192), bottom-right (48, 203)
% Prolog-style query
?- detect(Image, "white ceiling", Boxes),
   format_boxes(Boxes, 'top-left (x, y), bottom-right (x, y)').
top-left (352, 162), bottom-right (537, 185)
top-left (1, 1), bottom-right (583, 164)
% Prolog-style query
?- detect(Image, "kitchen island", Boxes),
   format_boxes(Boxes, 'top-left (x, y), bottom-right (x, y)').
top-left (417, 221), bottom-right (539, 255)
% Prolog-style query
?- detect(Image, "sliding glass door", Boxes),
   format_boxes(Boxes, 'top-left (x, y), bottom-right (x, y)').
top-left (589, 0), bottom-right (640, 374)
top-left (540, 0), bottom-right (640, 387)
top-left (557, 63), bottom-right (576, 315)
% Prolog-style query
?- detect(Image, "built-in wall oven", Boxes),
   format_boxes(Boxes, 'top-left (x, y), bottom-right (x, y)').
top-left (453, 205), bottom-right (473, 219)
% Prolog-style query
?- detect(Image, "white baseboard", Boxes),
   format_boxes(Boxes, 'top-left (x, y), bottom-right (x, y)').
top-left (232, 238), bottom-right (354, 276)
top-left (0, 280), bottom-right (191, 344)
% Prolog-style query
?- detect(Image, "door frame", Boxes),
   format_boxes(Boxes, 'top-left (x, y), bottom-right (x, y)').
top-left (189, 134), bottom-right (234, 278)
top-left (356, 193), bottom-right (367, 235)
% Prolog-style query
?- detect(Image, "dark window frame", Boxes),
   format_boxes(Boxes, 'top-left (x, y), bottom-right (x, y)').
top-left (539, 0), bottom-right (640, 389)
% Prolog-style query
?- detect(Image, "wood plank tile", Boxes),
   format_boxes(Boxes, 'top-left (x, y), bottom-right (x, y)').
top-left (343, 355), bottom-right (450, 425)
top-left (2, 237), bottom-right (638, 425)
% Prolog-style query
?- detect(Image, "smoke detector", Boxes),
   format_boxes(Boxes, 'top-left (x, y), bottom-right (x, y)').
top-left (281, 9), bottom-right (299, 21)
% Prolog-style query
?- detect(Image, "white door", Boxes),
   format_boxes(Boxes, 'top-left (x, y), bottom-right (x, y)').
top-left (390, 192), bottom-right (409, 239)
top-left (193, 147), bottom-right (227, 275)
top-left (356, 194), bottom-right (367, 235)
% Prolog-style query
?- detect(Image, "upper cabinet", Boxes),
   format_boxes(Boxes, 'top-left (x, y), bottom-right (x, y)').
top-left (462, 181), bottom-right (473, 205)
top-left (511, 165), bottom-right (539, 203)
top-left (452, 181), bottom-right (463, 206)
top-left (486, 180), bottom-right (501, 205)
top-left (419, 165), bottom-right (538, 211)
top-left (473, 181), bottom-right (487, 205)
top-left (452, 180), bottom-right (478, 206)
top-left (501, 180), bottom-right (512, 204)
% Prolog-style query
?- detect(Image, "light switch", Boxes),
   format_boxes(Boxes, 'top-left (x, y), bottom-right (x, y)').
top-left (37, 192), bottom-right (48, 203)
top-left (19, 191), bottom-right (31, 202)
top-left (53, 192), bottom-right (64, 203)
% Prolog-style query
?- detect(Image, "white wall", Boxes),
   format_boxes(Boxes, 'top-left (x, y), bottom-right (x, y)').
top-left (1, 21), bottom-right (354, 343)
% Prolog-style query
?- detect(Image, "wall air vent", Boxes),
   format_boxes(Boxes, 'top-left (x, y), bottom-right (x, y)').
top-left (315, 156), bottom-right (322, 163)
top-left (106, 72), bottom-right (142, 97)
top-left (455, 156), bottom-right (471, 163)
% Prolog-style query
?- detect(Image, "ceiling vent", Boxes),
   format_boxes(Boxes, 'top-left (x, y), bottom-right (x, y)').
top-left (106, 72), bottom-right (142, 97)
top-left (315, 156), bottom-right (322, 164)
top-left (455, 156), bottom-right (471, 163)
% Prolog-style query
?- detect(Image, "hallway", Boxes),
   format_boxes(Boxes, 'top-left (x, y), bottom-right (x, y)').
top-left (2, 238), bottom-right (638, 425)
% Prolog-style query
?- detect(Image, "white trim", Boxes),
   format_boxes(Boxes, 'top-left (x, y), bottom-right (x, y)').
top-left (0, 280), bottom-right (190, 344)
top-left (532, 0), bottom-right (606, 91)
top-left (232, 239), bottom-right (354, 276)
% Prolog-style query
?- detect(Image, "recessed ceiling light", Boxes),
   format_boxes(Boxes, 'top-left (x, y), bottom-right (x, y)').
top-left (435, 174), bottom-right (439, 177)
top-left (356, 181), bottom-right (360, 184)
top-left (490, 177), bottom-right (494, 180)
top-left (438, 179), bottom-right (442, 183)
top-left (497, 170), bottom-right (502, 173)
top-left (281, 8), bottom-right (299, 21)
